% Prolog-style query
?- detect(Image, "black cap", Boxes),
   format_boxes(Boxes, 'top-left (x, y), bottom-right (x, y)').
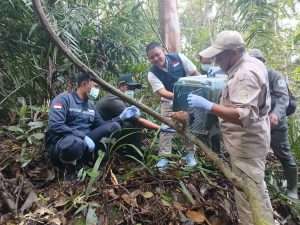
top-left (75, 72), bottom-right (91, 86)
top-left (118, 73), bottom-right (142, 89)
top-left (248, 49), bottom-right (266, 63)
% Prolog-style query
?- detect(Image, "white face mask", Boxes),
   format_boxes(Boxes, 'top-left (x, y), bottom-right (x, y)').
top-left (201, 64), bottom-right (211, 72)
top-left (89, 87), bottom-right (100, 99)
top-left (125, 90), bottom-right (134, 98)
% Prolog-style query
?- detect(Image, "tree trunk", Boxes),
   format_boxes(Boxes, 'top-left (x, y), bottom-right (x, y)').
top-left (159, 0), bottom-right (181, 52)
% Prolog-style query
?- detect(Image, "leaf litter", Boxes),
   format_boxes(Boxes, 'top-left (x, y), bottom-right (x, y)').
top-left (0, 133), bottom-right (299, 225)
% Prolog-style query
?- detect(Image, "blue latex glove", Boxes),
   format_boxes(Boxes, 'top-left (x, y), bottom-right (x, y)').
top-left (202, 64), bottom-right (223, 77)
top-left (84, 136), bottom-right (95, 152)
top-left (207, 66), bottom-right (222, 77)
top-left (156, 158), bottom-right (169, 171)
top-left (187, 93), bottom-right (214, 111)
top-left (119, 106), bottom-right (141, 121)
top-left (182, 152), bottom-right (197, 167)
top-left (160, 124), bottom-right (176, 133)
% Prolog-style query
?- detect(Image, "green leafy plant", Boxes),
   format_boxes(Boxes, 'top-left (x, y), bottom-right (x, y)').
top-left (85, 151), bottom-right (106, 196)
top-left (2, 100), bottom-right (48, 167)
top-left (288, 117), bottom-right (300, 161)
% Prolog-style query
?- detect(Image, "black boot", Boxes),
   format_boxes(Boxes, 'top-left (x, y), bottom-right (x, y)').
top-left (284, 165), bottom-right (298, 199)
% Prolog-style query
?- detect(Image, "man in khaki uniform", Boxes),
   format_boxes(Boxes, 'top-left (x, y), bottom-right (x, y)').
top-left (187, 31), bottom-right (275, 225)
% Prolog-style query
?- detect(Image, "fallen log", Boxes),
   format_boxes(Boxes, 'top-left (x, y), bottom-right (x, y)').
top-left (31, 1), bottom-right (273, 224)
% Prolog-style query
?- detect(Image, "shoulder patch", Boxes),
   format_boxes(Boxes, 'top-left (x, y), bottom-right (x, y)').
top-left (53, 103), bottom-right (63, 109)
top-left (277, 79), bottom-right (286, 88)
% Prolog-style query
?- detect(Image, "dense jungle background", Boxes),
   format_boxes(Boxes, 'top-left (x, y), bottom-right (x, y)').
top-left (0, 0), bottom-right (300, 224)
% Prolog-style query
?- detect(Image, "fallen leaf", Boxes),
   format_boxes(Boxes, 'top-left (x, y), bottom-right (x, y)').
top-left (110, 169), bottom-right (118, 185)
top-left (186, 209), bottom-right (206, 224)
top-left (104, 189), bottom-right (118, 199)
top-left (173, 202), bottom-right (186, 211)
top-left (54, 197), bottom-right (68, 208)
top-left (20, 190), bottom-right (38, 213)
top-left (200, 184), bottom-right (209, 196)
top-left (49, 217), bottom-right (62, 225)
top-left (142, 191), bottom-right (154, 199)
top-left (161, 199), bottom-right (171, 207)
top-left (209, 215), bottom-right (228, 225)
top-left (34, 207), bottom-right (55, 216)
top-left (121, 194), bottom-right (138, 207)
top-left (223, 199), bottom-right (231, 216)
top-left (130, 189), bottom-right (142, 198)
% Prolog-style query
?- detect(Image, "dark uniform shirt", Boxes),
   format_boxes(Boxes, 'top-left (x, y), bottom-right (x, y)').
top-left (46, 91), bottom-right (106, 145)
top-left (96, 94), bottom-right (128, 121)
top-left (268, 69), bottom-right (289, 120)
top-left (95, 94), bottom-right (142, 153)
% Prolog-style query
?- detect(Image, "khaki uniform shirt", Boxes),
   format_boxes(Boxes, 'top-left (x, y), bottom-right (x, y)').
top-left (220, 53), bottom-right (271, 158)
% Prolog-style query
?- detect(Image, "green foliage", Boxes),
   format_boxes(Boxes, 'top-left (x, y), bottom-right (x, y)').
top-left (1, 98), bottom-right (48, 167)
top-left (4, 102), bottom-right (47, 141)
top-left (0, 0), bottom-right (48, 114)
top-left (288, 117), bottom-right (300, 161)
top-left (85, 151), bottom-right (105, 196)
top-left (0, 0), bottom-right (156, 119)
top-left (180, 0), bottom-right (300, 75)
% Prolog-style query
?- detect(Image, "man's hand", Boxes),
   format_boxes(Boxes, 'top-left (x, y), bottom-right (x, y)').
top-left (170, 111), bottom-right (189, 131)
top-left (119, 106), bottom-right (141, 121)
top-left (84, 136), bottom-right (95, 152)
top-left (187, 94), bottom-right (214, 111)
top-left (157, 88), bottom-right (174, 100)
top-left (269, 113), bottom-right (279, 127)
top-left (207, 66), bottom-right (222, 77)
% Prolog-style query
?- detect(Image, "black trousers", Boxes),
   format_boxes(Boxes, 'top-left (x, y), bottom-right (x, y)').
top-left (271, 117), bottom-right (298, 190)
top-left (48, 122), bottom-right (121, 166)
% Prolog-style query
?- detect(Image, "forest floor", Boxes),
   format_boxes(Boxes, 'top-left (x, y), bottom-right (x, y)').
top-left (0, 131), bottom-right (299, 225)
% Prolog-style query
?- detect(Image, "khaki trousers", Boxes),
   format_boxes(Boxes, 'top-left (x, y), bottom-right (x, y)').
top-left (159, 101), bottom-right (193, 155)
top-left (231, 156), bottom-right (275, 225)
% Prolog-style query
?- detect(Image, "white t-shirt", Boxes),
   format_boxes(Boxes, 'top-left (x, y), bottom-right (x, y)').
top-left (147, 53), bottom-right (197, 94)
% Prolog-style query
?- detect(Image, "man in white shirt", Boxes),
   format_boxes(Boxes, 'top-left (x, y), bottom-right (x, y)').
top-left (146, 42), bottom-right (199, 169)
